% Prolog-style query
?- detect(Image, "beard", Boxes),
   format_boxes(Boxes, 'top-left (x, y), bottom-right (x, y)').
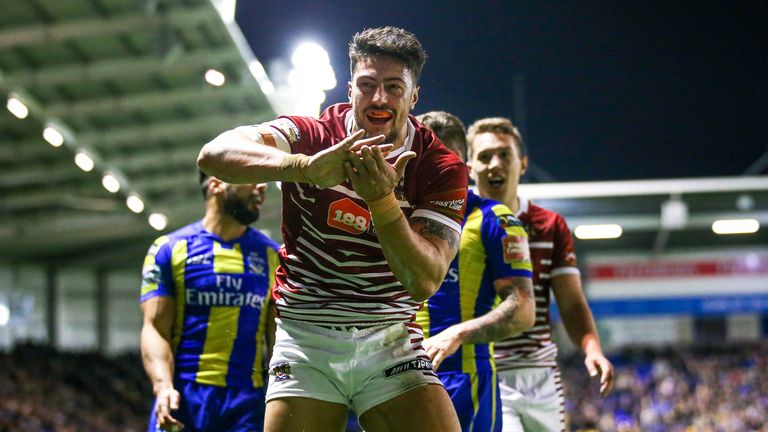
top-left (223, 189), bottom-right (260, 225)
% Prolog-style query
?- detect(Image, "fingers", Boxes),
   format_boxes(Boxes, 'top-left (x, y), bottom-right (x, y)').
top-left (392, 151), bottom-right (417, 176)
top-left (432, 354), bottom-right (444, 371)
top-left (347, 132), bottom-right (385, 152)
top-left (339, 129), bottom-right (366, 150)
top-left (169, 390), bottom-right (180, 411)
top-left (354, 143), bottom-right (393, 158)
top-left (585, 359), bottom-right (598, 377)
top-left (599, 361), bottom-right (615, 397)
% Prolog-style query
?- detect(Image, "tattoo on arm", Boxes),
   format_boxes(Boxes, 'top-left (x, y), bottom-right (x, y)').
top-left (461, 280), bottom-right (533, 344)
top-left (410, 217), bottom-right (461, 249)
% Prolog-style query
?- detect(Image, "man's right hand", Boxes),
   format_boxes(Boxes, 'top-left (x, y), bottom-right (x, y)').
top-left (304, 130), bottom-right (386, 188)
top-left (155, 386), bottom-right (185, 431)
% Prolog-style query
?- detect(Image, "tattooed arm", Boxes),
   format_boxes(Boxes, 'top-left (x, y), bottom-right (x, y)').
top-left (373, 215), bottom-right (460, 302)
top-left (424, 276), bottom-right (534, 369)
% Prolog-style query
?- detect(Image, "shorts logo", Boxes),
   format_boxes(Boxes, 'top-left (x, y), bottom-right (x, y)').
top-left (384, 359), bottom-right (433, 378)
top-left (271, 363), bottom-right (292, 382)
top-left (503, 236), bottom-right (530, 264)
top-left (328, 198), bottom-right (370, 235)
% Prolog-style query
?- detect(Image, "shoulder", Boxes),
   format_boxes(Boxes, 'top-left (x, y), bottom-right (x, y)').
top-left (277, 103), bottom-right (349, 145)
top-left (246, 228), bottom-right (280, 251)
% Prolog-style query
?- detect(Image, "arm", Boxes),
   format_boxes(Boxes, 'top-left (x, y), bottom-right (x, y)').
top-left (345, 145), bottom-right (459, 301)
top-left (424, 276), bottom-right (535, 369)
top-left (198, 126), bottom-right (385, 188)
top-left (552, 274), bottom-right (614, 396)
top-left (140, 296), bottom-right (184, 431)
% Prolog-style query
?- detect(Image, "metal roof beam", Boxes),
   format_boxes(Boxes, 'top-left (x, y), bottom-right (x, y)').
top-left (0, 6), bottom-right (217, 49)
top-left (46, 83), bottom-right (261, 118)
top-left (80, 110), bottom-right (271, 151)
top-left (5, 48), bottom-right (241, 87)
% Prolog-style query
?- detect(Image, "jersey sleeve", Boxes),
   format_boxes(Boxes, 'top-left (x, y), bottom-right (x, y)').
top-left (551, 214), bottom-right (580, 278)
top-left (263, 116), bottom-right (330, 156)
top-left (140, 236), bottom-right (174, 303)
top-left (411, 161), bottom-right (468, 235)
top-left (484, 205), bottom-right (533, 280)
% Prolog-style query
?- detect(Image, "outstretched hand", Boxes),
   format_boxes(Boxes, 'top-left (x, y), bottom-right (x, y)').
top-left (585, 352), bottom-right (614, 397)
top-left (304, 130), bottom-right (386, 188)
top-left (343, 144), bottom-right (416, 201)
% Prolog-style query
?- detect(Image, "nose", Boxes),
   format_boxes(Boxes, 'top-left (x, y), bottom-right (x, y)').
top-left (488, 153), bottom-right (504, 170)
top-left (372, 84), bottom-right (388, 104)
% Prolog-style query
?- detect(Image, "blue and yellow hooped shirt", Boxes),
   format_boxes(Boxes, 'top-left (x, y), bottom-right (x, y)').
top-left (417, 190), bottom-right (532, 373)
top-left (140, 221), bottom-right (279, 389)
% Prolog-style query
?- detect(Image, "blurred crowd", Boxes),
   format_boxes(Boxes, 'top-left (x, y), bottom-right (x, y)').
top-left (1, 341), bottom-right (766, 431)
top-left (564, 341), bottom-right (768, 432)
top-left (0, 343), bottom-right (150, 432)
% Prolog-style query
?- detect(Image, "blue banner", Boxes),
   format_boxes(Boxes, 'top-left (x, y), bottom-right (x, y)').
top-left (582, 294), bottom-right (768, 317)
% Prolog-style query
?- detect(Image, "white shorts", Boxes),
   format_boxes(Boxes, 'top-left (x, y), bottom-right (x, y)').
top-left (498, 367), bottom-right (565, 432)
top-left (266, 318), bottom-right (442, 416)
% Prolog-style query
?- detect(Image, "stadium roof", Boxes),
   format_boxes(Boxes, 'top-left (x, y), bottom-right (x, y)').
top-left (0, 0), bottom-right (766, 268)
top-left (0, 0), bottom-right (281, 265)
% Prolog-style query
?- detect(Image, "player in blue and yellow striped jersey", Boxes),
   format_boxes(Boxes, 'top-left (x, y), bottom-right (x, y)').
top-left (140, 170), bottom-right (279, 432)
top-left (416, 112), bottom-right (535, 432)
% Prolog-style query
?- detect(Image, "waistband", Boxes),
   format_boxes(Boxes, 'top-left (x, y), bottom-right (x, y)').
top-left (277, 318), bottom-right (397, 338)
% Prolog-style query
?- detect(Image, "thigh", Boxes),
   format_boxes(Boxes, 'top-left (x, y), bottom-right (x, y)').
top-left (264, 397), bottom-right (349, 432)
top-left (358, 383), bottom-right (461, 432)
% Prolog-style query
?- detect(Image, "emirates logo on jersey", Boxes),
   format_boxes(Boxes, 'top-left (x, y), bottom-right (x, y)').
top-left (503, 236), bottom-right (530, 264)
top-left (328, 198), bottom-right (371, 235)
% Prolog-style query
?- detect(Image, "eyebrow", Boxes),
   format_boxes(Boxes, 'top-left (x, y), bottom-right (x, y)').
top-left (356, 75), bottom-right (406, 84)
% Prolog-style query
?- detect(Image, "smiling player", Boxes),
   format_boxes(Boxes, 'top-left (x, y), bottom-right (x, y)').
top-left (198, 27), bottom-right (467, 432)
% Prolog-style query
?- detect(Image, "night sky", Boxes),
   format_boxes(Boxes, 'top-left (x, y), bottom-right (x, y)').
top-left (236, 1), bottom-right (767, 182)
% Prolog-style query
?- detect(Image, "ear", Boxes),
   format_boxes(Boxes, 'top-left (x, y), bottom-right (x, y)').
top-left (410, 86), bottom-right (420, 110)
top-left (208, 177), bottom-right (225, 195)
top-left (347, 81), bottom-right (353, 103)
top-left (520, 155), bottom-right (529, 176)
top-left (466, 160), bottom-right (478, 183)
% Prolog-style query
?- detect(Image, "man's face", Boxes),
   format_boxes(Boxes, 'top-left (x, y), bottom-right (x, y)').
top-left (348, 55), bottom-right (419, 146)
top-left (222, 183), bottom-right (267, 226)
top-left (468, 132), bottom-right (528, 204)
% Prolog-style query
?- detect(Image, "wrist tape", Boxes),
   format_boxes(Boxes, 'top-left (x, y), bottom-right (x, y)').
top-left (367, 192), bottom-right (402, 227)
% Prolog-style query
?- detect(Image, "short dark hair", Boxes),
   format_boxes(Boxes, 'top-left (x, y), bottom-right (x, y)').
top-left (199, 169), bottom-right (211, 199)
top-left (466, 117), bottom-right (526, 158)
top-left (416, 111), bottom-right (467, 160)
top-left (349, 26), bottom-right (427, 83)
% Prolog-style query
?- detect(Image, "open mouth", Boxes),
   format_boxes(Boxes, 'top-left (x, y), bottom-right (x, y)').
top-left (366, 110), bottom-right (394, 125)
top-left (487, 177), bottom-right (505, 189)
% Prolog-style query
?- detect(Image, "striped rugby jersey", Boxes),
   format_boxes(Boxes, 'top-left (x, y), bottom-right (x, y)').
top-left (260, 103), bottom-right (468, 327)
top-left (494, 196), bottom-right (580, 370)
top-left (416, 190), bottom-right (533, 373)
top-left (140, 221), bottom-right (279, 388)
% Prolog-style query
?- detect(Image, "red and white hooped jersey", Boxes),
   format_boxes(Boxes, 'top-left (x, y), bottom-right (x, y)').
top-left (260, 103), bottom-right (468, 327)
top-left (493, 196), bottom-right (580, 370)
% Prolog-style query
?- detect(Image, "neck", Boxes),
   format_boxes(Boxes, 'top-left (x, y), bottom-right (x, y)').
top-left (504, 184), bottom-right (521, 213)
top-left (203, 207), bottom-right (247, 242)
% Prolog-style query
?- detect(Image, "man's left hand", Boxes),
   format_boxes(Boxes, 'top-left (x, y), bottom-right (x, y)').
top-left (344, 144), bottom-right (416, 201)
top-left (585, 352), bottom-right (614, 397)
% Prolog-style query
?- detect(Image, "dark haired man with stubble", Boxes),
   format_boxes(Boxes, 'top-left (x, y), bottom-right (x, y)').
top-left (198, 27), bottom-right (465, 431)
